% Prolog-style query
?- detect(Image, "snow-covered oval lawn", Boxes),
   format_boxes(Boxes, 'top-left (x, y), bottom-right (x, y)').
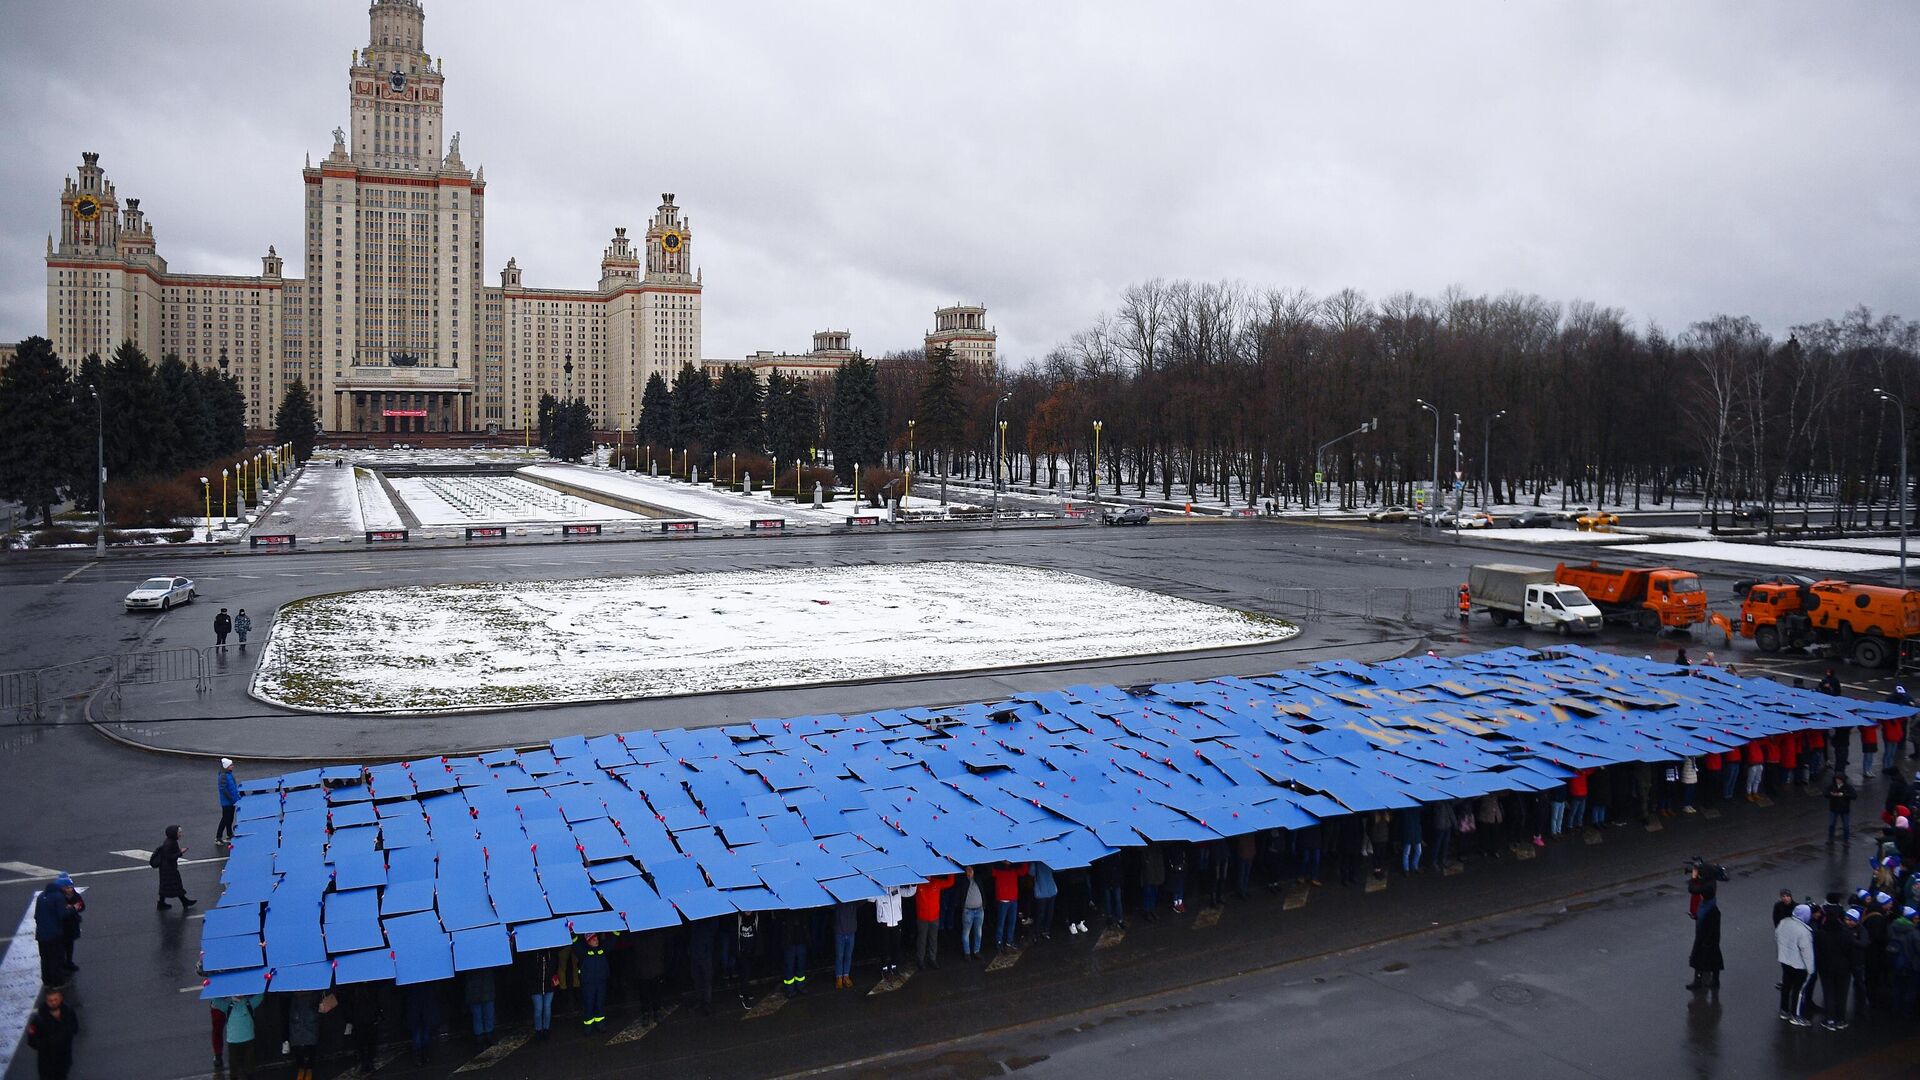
top-left (251, 562), bottom-right (1296, 713)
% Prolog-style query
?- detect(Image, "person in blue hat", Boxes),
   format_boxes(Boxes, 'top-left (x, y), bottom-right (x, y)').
top-left (33, 875), bottom-right (81, 987)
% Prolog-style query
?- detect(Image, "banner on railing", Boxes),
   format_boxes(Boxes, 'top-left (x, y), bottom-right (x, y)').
top-left (562, 524), bottom-right (602, 537)
top-left (661, 521), bottom-right (699, 533)
top-left (249, 533), bottom-right (296, 548)
top-left (749, 519), bottom-right (786, 531)
top-left (465, 526), bottom-right (507, 540)
top-left (845, 516), bottom-right (880, 527)
top-left (365, 529), bottom-right (408, 544)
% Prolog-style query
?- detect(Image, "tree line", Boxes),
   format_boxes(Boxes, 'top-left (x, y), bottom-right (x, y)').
top-left (0, 337), bottom-right (252, 526)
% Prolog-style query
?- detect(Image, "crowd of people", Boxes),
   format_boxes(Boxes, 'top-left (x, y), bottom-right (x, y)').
top-left (22, 682), bottom-right (1920, 1078)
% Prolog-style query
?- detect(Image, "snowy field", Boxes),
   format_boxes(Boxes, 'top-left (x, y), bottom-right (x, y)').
top-left (388, 475), bottom-right (645, 526)
top-left (319, 447), bottom-right (548, 468)
top-left (1786, 536), bottom-right (1915, 554)
top-left (251, 562), bottom-right (1296, 712)
top-left (1474, 528), bottom-right (1646, 544)
top-left (520, 465), bottom-right (850, 525)
top-left (1610, 541), bottom-right (1904, 573)
top-left (354, 469), bottom-right (404, 530)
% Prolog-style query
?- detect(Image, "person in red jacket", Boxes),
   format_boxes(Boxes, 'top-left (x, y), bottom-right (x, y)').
top-left (1743, 740), bottom-right (1767, 801)
top-left (1780, 733), bottom-right (1802, 791)
top-left (989, 862), bottom-right (1029, 951)
top-left (913, 874), bottom-right (953, 969)
top-left (1860, 721), bottom-right (1880, 782)
top-left (1567, 768), bottom-right (1591, 830)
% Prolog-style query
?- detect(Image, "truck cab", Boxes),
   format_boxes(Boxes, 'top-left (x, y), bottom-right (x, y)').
top-left (1742, 579), bottom-right (1920, 667)
top-left (1646, 570), bottom-right (1707, 628)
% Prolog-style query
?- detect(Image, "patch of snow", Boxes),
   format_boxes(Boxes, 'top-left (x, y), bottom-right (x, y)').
top-left (1786, 536), bottom-right (1915, 554)
top-left (387, 475), bottom-right (645, 525)
top-left (355, 469), bottom-right (404, 531)
top-left (520, 465), bottom-right (851, 525)
top-left (1610, 541), bottom-right (1904, 573)
top-left (1476, 528), bottom-right (1646, 544)
top-left (251, 562), bottom-right (1297, 713)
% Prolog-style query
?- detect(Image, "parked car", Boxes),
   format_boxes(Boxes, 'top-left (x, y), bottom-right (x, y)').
top-left (1460, 510), bottom-right (1494, 529)
top-left (1507, 510), bottom-right (1556, 529)
top-left (1417, 509), bottom-right (1459, 528)
top-left (1368, 505), bottom-right (1413, 522)
top-left (1553, 505), bottom-right (1594, 521)
top-left (1731, 506), bottom-right (1771, 523)
top-left (1104, 506), bottom-right (1152, 526)
top-left (125, 575), bottom-right (196, 612)
top-left (1731, 572), bottom-right (1816, 599)
top-left (1575, 511), bottom-right (1621, 530)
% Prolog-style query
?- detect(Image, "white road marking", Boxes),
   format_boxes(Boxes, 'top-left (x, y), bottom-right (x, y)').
top-left (0, 856), bottom-right (225, 887)
top-left (56, 562), bottom-right (95, 584)
top-left (453, 1030), bottom-right (530, 1071)
top-left (111, 849), bottom-right (153, 862)
top-left (0, 890), bottom-right (82, 1075)
top-left (606, 1003), bottom-right (676, 1045)
top-left (0, 863), bottom-right (61, 882)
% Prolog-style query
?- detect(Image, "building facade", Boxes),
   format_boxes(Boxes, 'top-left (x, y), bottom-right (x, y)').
top-left (42, 0), bottom-right (699, 434)
top-left (705, 330), bottom-right (858, 384)
top-left (925, 304), bottom-right (997, 376)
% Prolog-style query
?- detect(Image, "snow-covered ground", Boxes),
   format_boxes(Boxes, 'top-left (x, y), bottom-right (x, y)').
top-left (251, 562), bottom-right (1297, 712)
top-left (1475, 528), bottom-right (1647, 544)
top-left (387, 475), bottom-right (645, 526)
top-left (1786, 536), bottom-right (1916, 554)
top-left (318, 447), bottom-right (548, 468)
top-left (520, 465), bottom-right (851, 525)
top-left (1610, 540), bottom-right (1904, 573)
top-left (354, 469), bottom-right (404, 531)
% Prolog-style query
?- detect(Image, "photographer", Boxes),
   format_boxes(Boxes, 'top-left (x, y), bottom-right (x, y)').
top-left (1685, 859), bottom-right (1724, 991)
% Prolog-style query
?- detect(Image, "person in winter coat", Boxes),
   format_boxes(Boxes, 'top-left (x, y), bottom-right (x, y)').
top-left (1888, 906), bottom-right (1920, 1016)
top-left (1138, 845), bottom-right (1166, 919)
top-left (687, 920), bottom-right (718, 1013)
top-left (989, 862), bottom-right (1028, 950)
top-left (219, 991), bottom-right (266, 1078)
top-left (347, 982), bottom-right (384, 1072)
top-left (914, 875), bottom-right (952, 968)
top-left (25, 987), bottom-right (79, 1080)
top-left (463, 967), bottom-right (496, 1045)
top-left (1028, 865), bottom-right (1056, 939)
top-left (1474, 794), bottom-right (1504, 859)
top-left (1686, 890), bottom-right (1723, 991)
top-left (1166, 843), bottom-right (1190, 912)
top-left (525, 944), bottom-right (562, 1037)
top-left (1094, 853), bottom-right (1125, 925)
top-left (403, 981), bottom-right (438, 1064)
top-left (34, 876), bottom-right (79, 987)
top-left (633, 928), bottom-right (668, 1020)
top-left (234, 609), bottom-right (253, 645)
top-left (958, 867), bottom-right (987, 958)
top-left (152, 825), bottom-right (196, 910)
top-left (873, 883), bottom-right (916, 973)
top-left (1776, 904), bottom-right (1816, 1025)
top-left (213, 608), bottom-right (232, 645)
top-left (1828, 775), bottom-right (1859, 845)
top-left (215, 758), bottom-right (240, 845)
top-left (576, 933), bottom-right (610, 1024)
top-left (1680, 758), bottom-right (1700, 814)
top-left (831, 902), bottom-right (859, 988)
top-left (779, 907), bottom-right (811, 992)
top-left (1397, 806), bottom-right (1425, 874)
top-left (285, 991), bottom-right (321, 1080)
top-left (1815, 906), bottom-right (1858, 1028)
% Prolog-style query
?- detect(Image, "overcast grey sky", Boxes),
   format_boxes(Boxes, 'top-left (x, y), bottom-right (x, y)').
top-left (2, 1), bottom-right (1915, 363)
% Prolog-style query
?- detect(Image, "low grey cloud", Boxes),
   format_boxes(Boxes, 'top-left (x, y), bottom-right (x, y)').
top-left (2, 1), bottom-right (1914, 363)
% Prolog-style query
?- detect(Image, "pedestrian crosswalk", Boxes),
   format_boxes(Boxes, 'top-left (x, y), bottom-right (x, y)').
top-left (607, 1004), bottom-right (675, 1045)
top-left (451, 1031), bottom-right (530, 1072)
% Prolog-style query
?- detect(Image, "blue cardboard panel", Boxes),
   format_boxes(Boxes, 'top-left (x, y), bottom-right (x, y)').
top-left (508, 916), bottom-right (576, 953)
top-left (388, 912), bottom-right (454, 986)
top-left (668, 888), bottom-right (736, 921)
top-left (596, 876), bottom-right (679, 932)
top-left (322, 888), bottom-right (385, 953)
top-left (537, 859), bottom-right (604, 915)
top-left (380, 879), bottom-right (436, 917)
top-left (200, 966), bottom-right (269, 999)
top-left (200, 934), bottom-right (264, 973)
top-left (201, 903), bottom-right (261, 940)
top-left (452, 924), bottom-right (513, 971)
top-left (331, 947), bottom-right (396, 985)
top-left (332, 852), bottom-right (388, 891)
top-left (272, 961), bottom-right (334, 992)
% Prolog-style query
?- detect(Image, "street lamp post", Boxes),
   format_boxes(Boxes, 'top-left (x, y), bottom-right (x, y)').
top-left (1091, 419), bottom-right (1104, 518)
top-left (1415, 399), bottom-right (1440, 523)
top-left (1876, 388), bottom-right (1908, 589)
top-left (200, 476), bottom-right (212, 541)
top-left (89, 385), bottom-right (105, 555)
top-left (1482, 410), bottom-right (1507, 510)
top-left (906, 419), bottom-right (915, 504)
top-left (990, 394), bottom-right (1010, 522)
top-left (1314, 418), bottom-right (1377, 514)
top-left (220, 468), bottom-right (229, 526)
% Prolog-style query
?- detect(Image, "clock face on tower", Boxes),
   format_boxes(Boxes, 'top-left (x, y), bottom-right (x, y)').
top-left (389, 70), bottom-right (407, 93)
top-left (661, 230), bottom-right (684, 254)
top-left (72, 196), bottom-right (101, 222)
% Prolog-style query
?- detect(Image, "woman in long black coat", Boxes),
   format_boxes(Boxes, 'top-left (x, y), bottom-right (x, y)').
top-left (152, 825), bottom-right (196, 910)
top-left (1686, 892), bottom-right (1723, 990)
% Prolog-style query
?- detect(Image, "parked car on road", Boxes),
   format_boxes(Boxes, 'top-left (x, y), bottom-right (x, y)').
top-left (1104, 506), bottom-right (1152, 526)
top-left (1553, 506), bottom-right (1593, 521)
top-left (125, 575), bottom-right (196, 612)
top-left (1731, 573), bottom-right (1816, 599)
top-left (1368, 505), bottom-right (1413, 522)
top-left (1460, 510), bottom-right (1494, 528)
top-left (1507, 510), bottom-right (1556, 528)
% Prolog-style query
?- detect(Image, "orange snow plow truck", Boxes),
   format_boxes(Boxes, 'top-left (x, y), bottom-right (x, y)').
top-left (1738, 579), bottom-right (1920, 668)
top-left (1553, 561), bottom-right (1708, 632)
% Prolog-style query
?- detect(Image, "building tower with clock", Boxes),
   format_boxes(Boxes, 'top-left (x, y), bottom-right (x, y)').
top-left (40, 0), bottom-right (702, 434)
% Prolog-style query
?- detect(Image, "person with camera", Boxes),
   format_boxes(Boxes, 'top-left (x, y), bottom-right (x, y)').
top-left (1685, 859), bottom-right (1724, 991)
top-left (1826, 772), bottom-right (1858, 845)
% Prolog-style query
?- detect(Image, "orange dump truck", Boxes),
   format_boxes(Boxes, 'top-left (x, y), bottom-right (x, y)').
top-left (1739, 580), bottom-right (1920, 668)
top-left (1553, 561), bottom-right (1708, 632)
